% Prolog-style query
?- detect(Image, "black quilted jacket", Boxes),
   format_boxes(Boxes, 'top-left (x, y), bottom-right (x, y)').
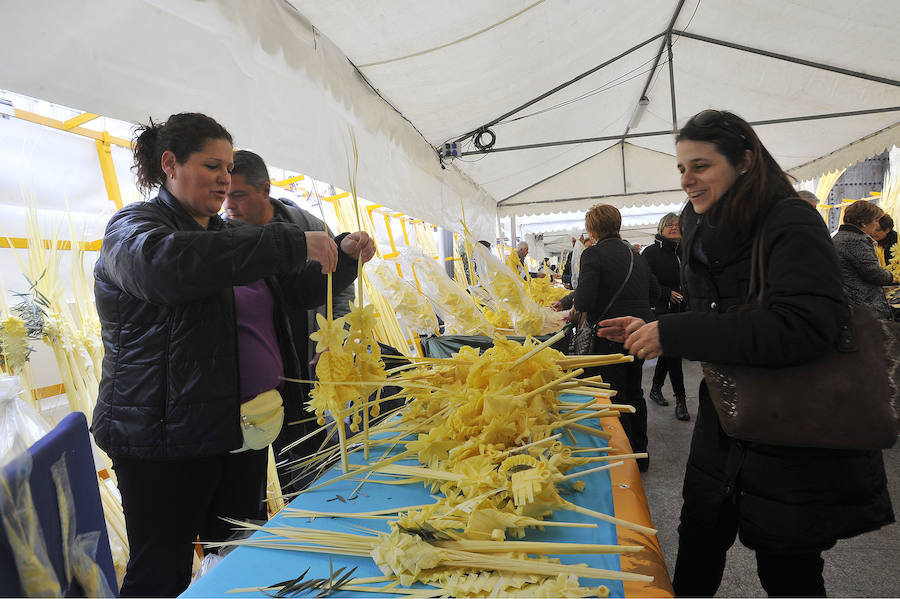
top-left (92, 187), bottom-right (357, 459)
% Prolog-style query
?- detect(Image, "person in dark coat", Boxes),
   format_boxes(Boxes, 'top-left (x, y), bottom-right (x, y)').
top-left (833, 201), bottom-right (894, 321)
top-left (92, 113), bottom-right (374, 597)
top-left (640, 212), bottom-right (689, 420)
top-left (597, 110), bottom-right (893, 597)
top-left (573, 204), bottom-right (658, 472)
top-left (873, 212), bottom-right (898, 266)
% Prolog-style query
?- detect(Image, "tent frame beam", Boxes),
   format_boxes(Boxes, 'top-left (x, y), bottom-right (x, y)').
top-left (461, 106), bottom-right (900, 156)
top-left (449, 32), bottom-right (666, 144)
top-left (671, 30), bottom-right (900, 88)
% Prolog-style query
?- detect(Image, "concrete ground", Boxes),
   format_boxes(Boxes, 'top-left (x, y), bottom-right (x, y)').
top-left (639, 358), bottom-right (900, 597)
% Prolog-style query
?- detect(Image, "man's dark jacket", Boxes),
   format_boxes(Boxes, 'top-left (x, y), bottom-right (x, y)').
top-left (658, 197), bottom-right (893, 552)
top-left (92, 188), bottom-right (357, 459)
top-left (641, 234), bottom-right (683, 315)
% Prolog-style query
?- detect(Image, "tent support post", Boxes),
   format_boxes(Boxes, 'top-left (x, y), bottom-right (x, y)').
top-left (666, 33), bottom-right (678, 132)
top-left (95, 133), bottom-right (123, 210)
top-left (459, 106), bottom-right (900, 155)
top-left (671, 29), bottom-right (900, 88)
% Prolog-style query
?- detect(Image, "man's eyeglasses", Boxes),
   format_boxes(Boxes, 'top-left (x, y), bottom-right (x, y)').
top-left (691, 109), bottom-right (748, 145)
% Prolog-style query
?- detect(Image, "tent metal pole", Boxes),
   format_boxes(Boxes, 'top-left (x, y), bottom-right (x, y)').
top-left (621, 0), bottom-right (685, 139)
top-left (459, 106), bottom-right (900, 155)
top-left (450, 32), bottom-right (666, 144)
top-left (671, 30), bottom-right (900, 88)
top-left (621, 142), bottom-right (628, 193)
top-left (666, 33), bottom-right (678, 132)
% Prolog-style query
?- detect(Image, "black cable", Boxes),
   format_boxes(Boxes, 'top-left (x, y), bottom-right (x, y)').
top-left (472, 128), bottom-right (496, 151)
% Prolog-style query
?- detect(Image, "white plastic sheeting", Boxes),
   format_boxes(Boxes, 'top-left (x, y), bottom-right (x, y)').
top-left (2, 0), bottom-right (900, 228)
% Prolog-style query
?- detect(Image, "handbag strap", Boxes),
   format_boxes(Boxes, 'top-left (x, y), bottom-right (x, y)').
top-left (589, 240), bottom-right (636, 326)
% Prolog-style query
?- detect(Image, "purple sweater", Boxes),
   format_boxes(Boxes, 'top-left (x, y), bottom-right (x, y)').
top-left (233, 280), bottom-right (284, 402)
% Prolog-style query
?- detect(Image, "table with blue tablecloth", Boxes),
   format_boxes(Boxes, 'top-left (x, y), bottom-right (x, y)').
top-left (182, 394), bottom-right (672, 598)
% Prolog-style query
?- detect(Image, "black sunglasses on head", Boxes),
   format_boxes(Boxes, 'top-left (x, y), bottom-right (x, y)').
top-left (691, 109), bottom-right (748, 145)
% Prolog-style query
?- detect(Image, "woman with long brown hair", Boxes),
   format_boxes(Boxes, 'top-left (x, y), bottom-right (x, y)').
top-left (598, 110), bottom-right (893, 596)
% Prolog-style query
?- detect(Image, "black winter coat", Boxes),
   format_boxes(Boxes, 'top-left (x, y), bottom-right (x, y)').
top-left (658, 198), bottom-right (893, 552)
top-left (92, 188), bottom-right (357, 459)
top-left (641, 234), bottom-right (682, 314)
top-left (574, 235), bottom-right (657, 323)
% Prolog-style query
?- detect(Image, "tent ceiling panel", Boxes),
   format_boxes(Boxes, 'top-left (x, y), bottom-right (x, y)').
top-left (0, 0), bottom-right (498, 239)
top-left (289, 0), bottom-right (678, 143)
top-left (3, 0), bottom-right (900, 235)
top-left (497, 142), bottom-right (682, 213)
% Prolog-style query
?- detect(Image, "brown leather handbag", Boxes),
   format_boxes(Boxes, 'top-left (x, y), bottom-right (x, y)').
top-left (702, 220), bottom-right (900, 450)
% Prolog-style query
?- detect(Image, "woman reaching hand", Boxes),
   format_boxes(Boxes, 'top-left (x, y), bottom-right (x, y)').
top-left (598, 110), bottom-right (893, 596)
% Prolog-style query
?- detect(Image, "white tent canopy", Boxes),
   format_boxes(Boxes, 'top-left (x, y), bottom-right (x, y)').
top-left (291, 0), bottom-right (900, 216)
top-left (0, 0), bottom-right (497, 239)
top-left (2, 0), bottom-right (900, 238)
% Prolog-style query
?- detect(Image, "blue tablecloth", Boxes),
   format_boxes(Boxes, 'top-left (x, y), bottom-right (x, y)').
top-left (183, 394), bottom-right (626, 598)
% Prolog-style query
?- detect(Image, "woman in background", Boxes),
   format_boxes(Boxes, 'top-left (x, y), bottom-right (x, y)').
top-left (641, 212), bottom-right (689, 420)
top-left (574, 204), bottom-right (657, 471)
top-left (873, 212), bottom-right (897, 266)
top-left (832, 201), bottom-right (894, 320)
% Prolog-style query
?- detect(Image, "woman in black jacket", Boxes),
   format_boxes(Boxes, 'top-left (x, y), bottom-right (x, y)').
top-left (597, 110), bottom-right (893, 596)
top-left (641, 213), bottom-right (689, 420)
top-left (573, 204), bottom-right (657, 471)
top-left (93, 113), bottom-right (373, 596)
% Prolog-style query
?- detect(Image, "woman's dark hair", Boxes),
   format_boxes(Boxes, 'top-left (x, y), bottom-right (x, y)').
top-left (878, 213), bottom-right (894, 233)
top-left (132, 113), bottom-right (233, 194)
top-left (676, 110), bottom-right (795, 231)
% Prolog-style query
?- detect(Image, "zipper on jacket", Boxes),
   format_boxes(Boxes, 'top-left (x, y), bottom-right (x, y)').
top-left (231, 289), bottom-right (243, 440)
top-left (161, 313), bottom-right (172, 453)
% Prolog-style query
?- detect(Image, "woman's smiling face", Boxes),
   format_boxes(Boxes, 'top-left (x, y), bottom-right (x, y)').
top-left (676, 139), bottom-right (743, 214)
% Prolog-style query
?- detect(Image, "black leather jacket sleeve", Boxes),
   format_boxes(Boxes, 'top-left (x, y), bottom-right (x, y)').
top-left (97, 203), bottom-right (309, 306)
top-left (278, 232), bottom-right (359, 310)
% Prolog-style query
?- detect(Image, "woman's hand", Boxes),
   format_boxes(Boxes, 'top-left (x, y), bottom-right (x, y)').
top-left (551, 300), bottom-right (563, 311)
top-left (306, 231), bottom-right (338, 274)
top-left (341, 231), bottom-right (377, 263)
top-left (564, 307), bottom-right (578, 323)
top-left (670, 290), bottom-right (684, 304)
top-left (624, 321), bottom-right (662, 360)
top-left (596, 316), bottom-right (645, 343)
